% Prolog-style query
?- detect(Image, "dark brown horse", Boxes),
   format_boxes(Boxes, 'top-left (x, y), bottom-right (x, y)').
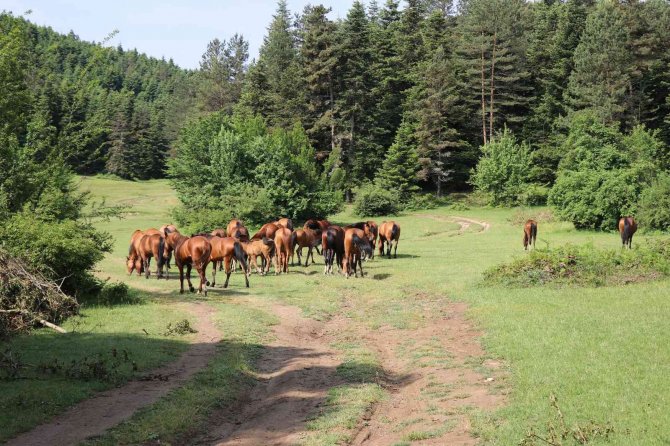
top-left (209, 236), bottom-right (249, 288)
top-left (164, 231), bottom-right (211, 295)
top-left (251, 222), bottom-right (280, 241)
top-left (241, 238), bottom-right (275, 275)
top-left (273, 227), bottom-right (293, 274)
top-left (293, 228), bottom-right (320, 267)
top-left (378, 221), bottom-right (401, 258)
top-left (343, 228), bottom-right (373, 278)
top-left (346, 222), bottom-right (377, 259)
top-left (366, 220), bottom-right (378, 258)
top-left (137, 233), bottom-right (166, 279)
top-left (523, 220), bottom-right (537, 250)
top-left (303, 219), bottom-right (330, 254)
top-left (322, 225), bottom-right (344, 275)
top-left (619, 217), bottom-right (637, 249)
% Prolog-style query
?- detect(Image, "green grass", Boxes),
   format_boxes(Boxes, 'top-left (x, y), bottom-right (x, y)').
top-left (4, 175), bottom-right (670, 445)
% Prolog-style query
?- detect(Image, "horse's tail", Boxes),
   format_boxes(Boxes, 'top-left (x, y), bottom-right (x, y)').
top-left (234, 241), bottom-right (248, 272)
top-left (531, 222), bottom-right (537, 243)
top-left (158, 236), bottom-right (166, 269)
top-left (391, 224), bottom-right (399, 241)
top-left (262, 236), bottom-right (276, 256)
top-left (352, 233), bottom-right (373, 257)
top-left (622, 217), bottom-right (631, 243)
top-left (290, 231), bottom-right (297, 250)
top-left (286, 218), bottom-right (294, 231)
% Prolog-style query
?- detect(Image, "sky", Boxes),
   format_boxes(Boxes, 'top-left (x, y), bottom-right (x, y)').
top-left (3, 0), bottom-right (356, 69)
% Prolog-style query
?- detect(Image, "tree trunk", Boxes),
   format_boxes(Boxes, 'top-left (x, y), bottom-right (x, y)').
top-left (480, 33), bottom-right (488, 146)
top-left (489, 31), bottom-right (497, 143)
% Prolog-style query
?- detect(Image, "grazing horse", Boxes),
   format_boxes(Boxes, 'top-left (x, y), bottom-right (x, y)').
top-left (226, 219), bottom-right (243, 238)
top-left (165, 231), bottom-right (211, 295)
top-left (274, 218), bottom-right (294, 230)
top-left (322, 225), bottom-right (345, 275)
top-left (346, 222), bottom-right (377, 259)
top-left (127, 230), bottom-right (145, 275)
top-left (273, 227), bottom-right (293, 274)
top-left (209, 236), bottom-right (249, 288)
top-left (523, 220), bottom-right (538, 250)
top-left (138, 233), bottom-right (166, 279)
top-left (343, 228), bottom-right (373, 278)
top-left (211, 228), bottom-right (227, 238)
top-left (366, 221), bottom-right (379, 258)
top-left (293, 228), bottom-right (320, 267)
top-left (241, 238), bottom-right (275, 275)
top-left (251, 222), bottom-right (280, 241)
top-left (304, 219), bottom-right (331, 255)
top-left (378, 221), bottom-right (401, 258)
top-left (619, 217), bottom-right (637, 249)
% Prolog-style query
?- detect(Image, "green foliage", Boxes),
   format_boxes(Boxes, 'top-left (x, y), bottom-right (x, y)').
top-left (353, 183), bottom-right (400, 217)
top-left (470, 129), bottom-right (533, 206)
top-left (0, 213), bottom-right (112, 297)
top-left (376, 120), bottom-right (421, 201)
top-left (638, 174), bottom-right (670, 231)
top-left (549, 112), bottom-right (666, 230)
top-left (94, 281), bottom-right (140, 307)
top-left (168, 113), bottom-right (342, 229)
top-left (518, 184), bottom-right (549, 206)
top-left (484, 241), bottom-right (670, 287)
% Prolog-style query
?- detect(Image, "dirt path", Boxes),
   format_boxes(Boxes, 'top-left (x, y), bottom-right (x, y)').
top-left (6, 301), bottom-right (222, 446)
top-left (195, 303), bottom-right (342, 446)
top-left (415, 214), bottom-right (492, 234)
top-left (351, 302), bottom-right (506, 445)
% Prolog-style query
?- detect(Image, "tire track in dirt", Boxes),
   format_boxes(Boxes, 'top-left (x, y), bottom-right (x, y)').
top-left (195, 303), bottom-right (342, 446)
top-left (6, 301), bottom-right (222, 446)
top-left (351, 302), bottom-right (506, 446)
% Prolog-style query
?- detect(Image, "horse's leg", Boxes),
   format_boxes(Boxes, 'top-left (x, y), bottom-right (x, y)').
top-left (186, 263), bottom-right (195, 293)
top-left (242, 259), bottom-right (250, 288)
top-left (211, 259), bottom-right (217, 287)
top-left (297, 247), bottom-right (302, 267)
top-left (223, 257), bottom-right (232, 288)
top-left (199, 262), bottom-right (208, 296)
top-left (394, 239), bottom-right (398, 258)
top-left (358, 254), bottom-right (364, 277)
top-left (379, 238), bottom-right (384, 257)
top-left (305, 247), bottom-right (312, 267)
top-left (144, 257), bottom-right (150, 279)
top-left (178, 264), bottom-right (184, 294)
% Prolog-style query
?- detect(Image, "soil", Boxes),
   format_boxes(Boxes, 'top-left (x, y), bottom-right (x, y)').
top-left (6, 301), bottom-right (222, 446)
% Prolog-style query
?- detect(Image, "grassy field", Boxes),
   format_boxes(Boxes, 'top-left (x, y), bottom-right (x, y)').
top-left (2, 174), bottom-right (670, 445)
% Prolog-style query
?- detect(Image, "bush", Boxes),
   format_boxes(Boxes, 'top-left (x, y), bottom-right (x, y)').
top-left (93, 281), bottom-right (141, 306)
top-left (519, 184), bottom-right (549, 206)
top-left (0, 213), bottom-right (112, 297)
top-left (470, 129), bottom-right (533, 206)
top-left (353, 183), bottom-right (400, 217)
top-left (637, 174), bottom-right (670, 231)
top-left (484, 241), bottom-right (670, 287)
top-left (403, 193), bottom-right (449, 211)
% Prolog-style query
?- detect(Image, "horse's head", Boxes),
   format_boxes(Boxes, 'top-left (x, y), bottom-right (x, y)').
top-left (126, 256), bottom-right (135, 274)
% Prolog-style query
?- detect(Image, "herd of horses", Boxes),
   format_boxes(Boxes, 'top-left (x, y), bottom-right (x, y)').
top-left (522, 216), bottom-right (638, 250)
top-left (126, 218), bottom-right (402, 296)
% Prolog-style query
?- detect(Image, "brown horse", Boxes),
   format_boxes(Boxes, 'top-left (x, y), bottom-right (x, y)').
top-left (164, 231), bottom-right (211, 295)
top-left (378, 221), bottom-right (401, 258)
top-left (346, 222), bottom-right (377, 259)
top-left (523, 220), bottom-right (538, 250)
top-left (322, 225), bottom-right (345, 275)
top-left (241, 238), bottom-right (275, 275)
top-left (226, 219), bottom-right (243, 238)
top-left (211, 228), bottom-right (227, 238)
top-left (619, 216), bottom-right (637, 249)
top-left (343, 228), bottom-right (373, 278)
top-left (159, 224), bottom-right (178, 234)
top-left (251, 222), bottom-right (280, 241)
top-left (127, 230), bottom-right (145, 275)
top-left (273, 227), bottom-right (293, 274)
top-left (366, 221), bottom-right (378, 258)
top-left (274, 218), bottom-right (294, 230)
top-left (137, 233), bottom-right (166, 279)
top-left (209, 236), bottom-right (249, 288)
top-left (304, 219), bottom-right (331, 255)
top-left (293, 228), bottom-right (320, 267)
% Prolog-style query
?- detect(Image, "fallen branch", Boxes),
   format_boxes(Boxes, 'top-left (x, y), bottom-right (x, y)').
top-left (36, 318), bottom-right (67, 334)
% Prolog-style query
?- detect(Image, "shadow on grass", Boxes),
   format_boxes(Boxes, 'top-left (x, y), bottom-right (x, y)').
top-left (371, 273), bottom-right (392, 281)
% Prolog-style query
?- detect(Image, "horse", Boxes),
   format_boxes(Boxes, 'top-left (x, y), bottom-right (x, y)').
top-left (343, 228), bottom-right (373, 278)
top-left (273, 226), bottom-right (293, 274)
top-left (346, 222), bottom-right (377, 259)
top-left (241, 238), bottom-right (275, 275)
top-left (293, 228), bottom-right (320, 267)
top-left (137, 233), bottom-right (166, 279)
top-left (211, 228), bottom-right (227, 238)
top-left (208, 236), bottom-right (249, 288)
top-left (251, 222), bottom-right (280, 241)
top-left (303, 219), bottom-right (330, 254)
top-left (274, 218), bottom-right (294, 230)
top-left (127, 230), bottom-right (145, 275)
top-left (523, 220), bottom-right (538, 250)
top-left (164, 231), bottom-right (211, 295)
top-left (322, 225), bottom-right (344, 275)
top-left (619, 217), bottom-right (637, 249)
top-left (226, 219), bottom-right (243, 238)
top-left (378, 221), bottom-right (401, 258)
top-left (159, 224), bottom-right (178, 234)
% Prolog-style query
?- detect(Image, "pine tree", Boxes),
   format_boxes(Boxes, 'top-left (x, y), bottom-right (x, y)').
top-left (376, 120), bottom-right (421, 201)
top-left (198, 35), bottom-right (249, 113)
top-left (567, 1), bottom-right (632, 125)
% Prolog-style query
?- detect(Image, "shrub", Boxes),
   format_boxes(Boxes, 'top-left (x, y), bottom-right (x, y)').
top-left (519, 184), bottom-right (549, 206)
top-left (484, 242), bottom-right (670, 287)
top-left (403, 193), bottom-right (449, 211)
top-left (353, 183), bottom-right (400, 217)
top-left (470, 129), bottom-right (533, 206)
top-left (94, 281), bottom-right (141, 306)
top-left (637, 174), bottom-right (670, 231)
top-left (0, 212), bottom-right (112, 297)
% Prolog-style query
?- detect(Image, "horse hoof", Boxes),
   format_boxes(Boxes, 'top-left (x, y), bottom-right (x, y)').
top-left (189, 286), bottom-right (195, 293)
top-left (179, 289), bottom-right (184, 294)
top-left (206, 281), bottom-right (210, 286)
